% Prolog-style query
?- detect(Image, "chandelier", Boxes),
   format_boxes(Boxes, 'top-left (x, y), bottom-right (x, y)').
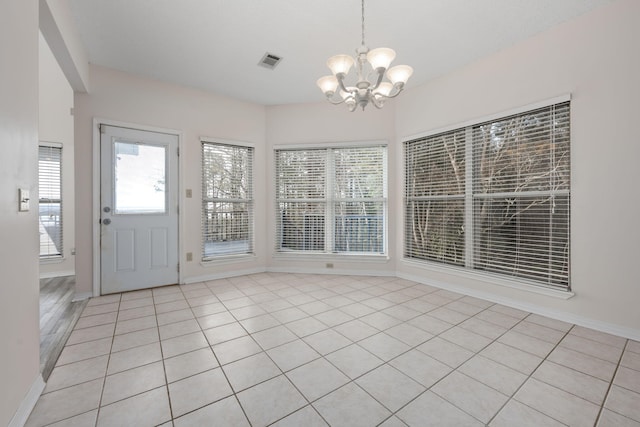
top-left (317, 0), bottom-right (413, 111)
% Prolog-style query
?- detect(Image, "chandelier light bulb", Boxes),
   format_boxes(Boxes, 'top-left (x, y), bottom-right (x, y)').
top-left (386, 65), bottom-right (414, 86)
top-left (327, 55), bottom-right (355, 76)
top-left (372, 82), bottom-right (393, 97)
top-left (317, 75), bottom-right (339, 95)
top-left (367, 48), bottom-right (396, 70)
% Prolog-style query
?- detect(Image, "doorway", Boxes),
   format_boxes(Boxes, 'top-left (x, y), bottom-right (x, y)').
top-left (99, 124), bottom-right (179, 294)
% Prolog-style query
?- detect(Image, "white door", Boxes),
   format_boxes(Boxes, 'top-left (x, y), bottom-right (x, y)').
top-left (100, 125), bottom-right (179, 294)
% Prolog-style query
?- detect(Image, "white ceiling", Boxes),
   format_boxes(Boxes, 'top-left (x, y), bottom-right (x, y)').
top-left (68, 0), bottom-right (614, 106)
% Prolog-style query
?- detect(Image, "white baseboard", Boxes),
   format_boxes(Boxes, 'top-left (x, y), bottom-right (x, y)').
top-left (9, 374), bottom-right (45, 427)
top-left (72, 291), bottom-right (93, 302)
top-left (39, 270), bottom-right (75, 279)
top-left (267, 266), bottom-right (397, 277)
top-left (397, 271), bottom-right (640, 342)
top-left (183, 267), bottom-right (267, 285)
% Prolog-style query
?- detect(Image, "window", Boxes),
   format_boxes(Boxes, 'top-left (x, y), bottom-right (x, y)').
top-left (405, 101), bottom-right (570, 290)
top-left (202, 141), bottom-right (254, 259)
top-left (39, 144), bottom-right (63, 258)
top-left (276, 145), bottom-right (387, 254)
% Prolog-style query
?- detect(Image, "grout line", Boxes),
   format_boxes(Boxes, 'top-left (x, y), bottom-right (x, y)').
top-left (152, 288), bottom-right (176, 425)
top-left (93, 293), bottom-right (122, 427)
top-left (484, 323), bottom-right (574, 426)
top-left (593, 338), bottom-right (629, 426)
top-left (34, 273), bottom-right (636, 427)
top-left (182, 280), bottom-right (254, 426)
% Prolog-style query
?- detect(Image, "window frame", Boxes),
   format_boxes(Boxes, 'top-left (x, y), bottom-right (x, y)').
top-left (403, 96), bottom-right (571, 292)
top-left (201, 138), bottom-right (255, 262)
top-left (38, 143), bottom-right (64, 260)
top-left (274, 142), bottom-right (388, 257)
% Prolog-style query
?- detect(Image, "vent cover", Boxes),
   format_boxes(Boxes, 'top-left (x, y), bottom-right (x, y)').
top-left (258, 52), bottom-right (282, 70)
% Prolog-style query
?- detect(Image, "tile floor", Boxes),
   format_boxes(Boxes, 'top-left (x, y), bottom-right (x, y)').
top-left (26, 273), bottom-right (640, 427)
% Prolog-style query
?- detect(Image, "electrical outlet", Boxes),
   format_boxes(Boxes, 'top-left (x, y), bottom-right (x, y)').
top-left (326, 263), bottom-right (334, 269)
top-left (186, 252), bottom-right (193, 262)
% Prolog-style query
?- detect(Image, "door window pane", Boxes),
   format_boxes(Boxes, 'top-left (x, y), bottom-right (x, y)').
top-left (114, 142), bottom-right (167, 214)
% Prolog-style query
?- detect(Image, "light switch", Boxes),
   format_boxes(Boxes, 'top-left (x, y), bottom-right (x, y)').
top-left (186, 189), bottom-right (192, 198)
top-left (18, 188), bottom-right (30, 212)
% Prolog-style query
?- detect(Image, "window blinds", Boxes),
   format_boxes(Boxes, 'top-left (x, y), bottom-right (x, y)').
top-left (275, 149), bottom-right (327, 252)
top-left (201, 142), bottom-right (254, 259)
top-left (473, 102), bottom-right (570, 288)
top-left (275, 145), bottom-right (387, 254)
top-left (333, 147), bottom-right (386, 253)
top-left (39, 145), bottom-right (63, 258)
top-left (404, 101), bottom-right (570, 290)
top-left (405, 130), bottom-right (466, 266)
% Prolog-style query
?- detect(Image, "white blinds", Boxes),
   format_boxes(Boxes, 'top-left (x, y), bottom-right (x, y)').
top-left (39, 145), bottom-right (63, 258)
top-left (405, 130), bottom-right (466, 266)
top-left (275, 145), bottom-right (387, 254)
top-left (473, 102), bottom-right (570, 288)
top-left (333, 147), bottom-right (386, 253)
top-left (201, 142), bottom-right (254, 259)
top-left (404, 101), bottom-right (570, 290)
top-left (275, 149), bottom-right (327, 251)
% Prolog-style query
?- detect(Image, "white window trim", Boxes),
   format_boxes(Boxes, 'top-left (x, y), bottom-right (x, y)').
top-left (403, 97), bottom-right (571, 292)
top-left (273, 253), bottom-right (390, 263)
top-left (201, 136), bottom-right (255, 149)
top-left (401, 258), bottom-right (575, 299)
top-left (273, 140), bottom-right (387, 151)
top-left (38, 142), bottom-right (64, 260)
top-left (200, 253), bottom-right (257, 267)
top-left (274, 142), bottom-right (388, 256)
top-left (402, 94), bottom-right (571, 142)
top-left (201, 139), bottom-right (255, 261)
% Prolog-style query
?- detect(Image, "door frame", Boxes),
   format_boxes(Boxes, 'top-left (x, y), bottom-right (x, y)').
top-left (92, 118), bottom-right (184, 297)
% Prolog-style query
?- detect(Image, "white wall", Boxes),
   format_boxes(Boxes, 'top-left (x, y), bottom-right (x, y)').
top-left (0, 0), bottom-right (42, 425)
top-left (265, 101), bottom-right (397, 275)
top-left (39, 0), bottom-right (90, 92)
top-left (394, 0), bottom-right (640, 337)
top-left (74, 65), bottom-right (267, 294)
top-left (39, 31), bottom-right (76, 278)
top-left (69, 0), bottom-right (639, 339)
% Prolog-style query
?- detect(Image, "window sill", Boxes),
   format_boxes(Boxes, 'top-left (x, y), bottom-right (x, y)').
top-left (273, 252), bottom-right (390, 264)
top-left (39, 256), bottom-right (65, 265)
top-left (401, 258), bottom-right (574, 300)
top-left (200, 253), bottom-right (257, 267)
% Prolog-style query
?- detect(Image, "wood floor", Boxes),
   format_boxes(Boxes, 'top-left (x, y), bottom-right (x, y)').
top-left (39, 275), bottom-right (87, 380)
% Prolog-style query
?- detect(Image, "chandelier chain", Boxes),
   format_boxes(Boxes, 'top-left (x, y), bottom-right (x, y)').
top-left (361, 0), bottom-right (365, 47)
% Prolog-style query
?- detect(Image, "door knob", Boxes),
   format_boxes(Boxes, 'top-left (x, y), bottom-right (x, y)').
top-left (103, 206), bottom-right (111, 213)
top-left (103, 218), bottom-right (112, 225)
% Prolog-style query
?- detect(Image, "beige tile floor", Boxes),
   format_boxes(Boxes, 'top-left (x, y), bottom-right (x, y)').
top-left (25, 273), bottom-right (640, 427)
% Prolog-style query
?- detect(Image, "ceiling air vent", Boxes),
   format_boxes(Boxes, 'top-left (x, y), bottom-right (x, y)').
top-left (258, 52), bottom-right (282, 70)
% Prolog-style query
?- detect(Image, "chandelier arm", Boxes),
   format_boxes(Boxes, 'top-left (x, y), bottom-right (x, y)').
top-left (370, 94), bottom-right (385, 109)
top-left (327, 97), bottom-right (348, 105)
top-left (368, 68), bottom-right (386, 92)
top-left (373, 84), bottom-right (405, 101)
top-left (335, 73), bottom-right (351, 94)
top-left (385, 85), bottom-right (405, 98)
